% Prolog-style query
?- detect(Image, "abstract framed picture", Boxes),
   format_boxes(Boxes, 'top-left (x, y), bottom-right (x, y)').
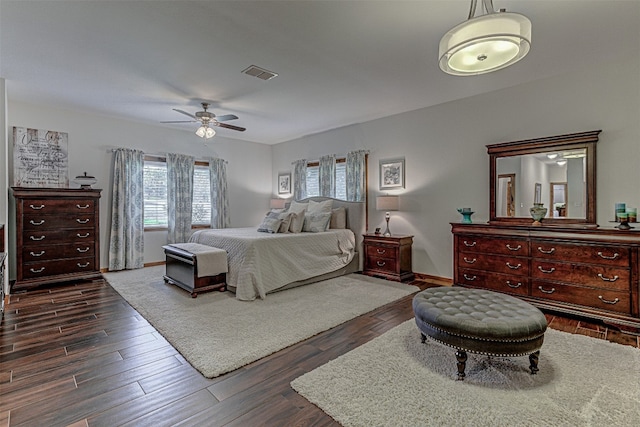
top-left (379, 158), bottom-right (405, 190)
top-left (278, 172), bottom-right (291, 195)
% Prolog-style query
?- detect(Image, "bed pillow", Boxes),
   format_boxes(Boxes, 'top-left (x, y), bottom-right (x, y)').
top-left (257, 215), bottom-right (282, 233)
top-left (303, 212), bottom-right (332, 232)
top-left (288, 210), bottom-right (306, 233)
top-left (287, 201), bottom-right (308, 233)
top-left (329, 206), bottom-right (347, 229)
top-left (275, 211), bottom-right (294, 233)
top-left (308, 199), bottom-right (333, 214)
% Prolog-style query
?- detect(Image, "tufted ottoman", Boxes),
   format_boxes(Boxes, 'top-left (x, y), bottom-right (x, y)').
top-left (413, 287), bottom-right (547, 380)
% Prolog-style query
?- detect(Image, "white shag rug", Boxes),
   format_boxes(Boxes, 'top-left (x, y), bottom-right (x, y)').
top-left (104, 266), bottom-right (418, 378)
top-left (292, 320), bottom-right (640, 427)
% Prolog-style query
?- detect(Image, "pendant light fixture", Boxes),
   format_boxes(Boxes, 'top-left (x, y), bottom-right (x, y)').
top-left (439, 0), bottom-right (531, 76)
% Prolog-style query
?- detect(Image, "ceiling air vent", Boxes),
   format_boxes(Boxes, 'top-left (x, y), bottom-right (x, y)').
top-left (242, 65), bottom-right (278, 81)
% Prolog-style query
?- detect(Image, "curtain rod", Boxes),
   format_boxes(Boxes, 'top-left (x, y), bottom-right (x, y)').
top-left (108, 148), bottom-right (227, 164)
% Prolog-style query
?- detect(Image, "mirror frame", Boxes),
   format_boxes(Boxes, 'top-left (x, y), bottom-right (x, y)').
top-left (487, 130), bottom-right (601, 227)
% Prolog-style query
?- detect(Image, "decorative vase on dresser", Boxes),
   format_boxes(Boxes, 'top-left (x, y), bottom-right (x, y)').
top-left (13, 187), bottom-right (102, 291)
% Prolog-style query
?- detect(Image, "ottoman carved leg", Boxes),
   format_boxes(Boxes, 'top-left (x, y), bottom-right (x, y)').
top-left (455, 350), bottom-right (467, 380)
top-left (529, 350), bottom-right (540, 374)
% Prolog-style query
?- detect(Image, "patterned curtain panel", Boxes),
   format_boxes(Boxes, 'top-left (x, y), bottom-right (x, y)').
top-left (209, 157), bottom-right (231, 229)
top-left (319, 154), bottom-right (336, 197)
top-left (346, 150), bottom-right (368, 202)
top-left (167, 153), bottom-right (194, 244)
top-left (292, 159), bottom-right (307, 201)
top-left (108, 148), bottom-right (145, 270)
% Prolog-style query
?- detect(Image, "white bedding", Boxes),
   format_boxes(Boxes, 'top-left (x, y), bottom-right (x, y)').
top-left (189, 227), bottom-right (356, 300)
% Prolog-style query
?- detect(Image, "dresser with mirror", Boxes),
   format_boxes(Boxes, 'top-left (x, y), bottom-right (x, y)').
top-left (452, 130), bottom-right (640, 334)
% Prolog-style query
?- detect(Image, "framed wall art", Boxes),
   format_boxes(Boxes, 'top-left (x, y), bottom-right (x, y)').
top-left (13, 127), bottom-right (69, 188)
top-left (379, 157), bottom-right (405, 190)
top-left (278, 172), bottom-right (291, 195)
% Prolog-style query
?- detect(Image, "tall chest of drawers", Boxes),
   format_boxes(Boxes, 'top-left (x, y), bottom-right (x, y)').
top-left (452, 223), bottom-right (640, 333)
top-left (13, 187), bottom-right (102, 291)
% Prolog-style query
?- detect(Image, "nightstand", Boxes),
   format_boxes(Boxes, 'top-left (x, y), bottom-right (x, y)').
top-left (362, 234), bottom-right (414, 282)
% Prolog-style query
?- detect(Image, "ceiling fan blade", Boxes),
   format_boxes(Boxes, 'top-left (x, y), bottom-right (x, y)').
top-left (215, 114), bottom-right (238, 122)
top-left (160, 120), bottom-right (197, 123)
top-left (173, 109), bottom-right (197, 119)
top-left (215, 122), bottom-right (246, 132)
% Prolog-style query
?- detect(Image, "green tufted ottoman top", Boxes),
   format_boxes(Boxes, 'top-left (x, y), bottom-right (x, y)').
top-left (413, 287), bottom-right (547, 341)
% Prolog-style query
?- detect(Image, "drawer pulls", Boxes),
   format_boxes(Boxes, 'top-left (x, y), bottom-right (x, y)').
top-left (77, 262), bottom-right (90, 268)
top-left (29, 251), bottom-right (45, 257)
top-left (77, 247), bottom-right (90, 253)
top-left (598, 295), bottom-right (620, 305)
top-left (538, 285), bottom-right (556, 294)
top-left (597, 273), bottom-right (619, 282)
top-left (376, 248), bottom-right (386, 255)
top-left (76, 204), bottom-right (90, 209)
top-left (76, 219), bottom-right (90, 224)
top-left (506, 244), bottom-right (521, 251)
top-left (30, 267), bottom-right (45, 273)
top-left (597, 251), bottom-right (619, 260)
top-left (29, 204), bottom-right (45, 210)
top-left (30, 235), bottom-right (46, 241)
top-left (537, 247), bottom-right (555, 254)
top-left (463, 257), bottom-right (476, 264)
top-left (463, 240), bottom-right (476, 247)
top-left (537, 266), bottom-right (556, 274)
top-left (77, 233), bottom-right (90, 238)
top-left (506, 281), bottom-right (523, 288)
top-left (29, 220), bottom-right (45, 226)
top-left (376, 261), bottom-right (386, 267)
top-left (506, 262), bottom-right (522, 270)
top-left (463, 273), bottom-right (477, 281)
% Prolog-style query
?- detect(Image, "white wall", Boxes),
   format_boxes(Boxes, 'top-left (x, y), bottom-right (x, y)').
top-left (272, 57), bottom-right (640, 279)
top-left (1, 79), bottom-right (8, 297)
top-left (6, 101), bottom-right (272, 276)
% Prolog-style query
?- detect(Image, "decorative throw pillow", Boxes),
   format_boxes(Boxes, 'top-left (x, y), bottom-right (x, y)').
top-left (329, 206), bottom-right (347, 229)
top-left (288, 210), bottom-right (306, 233)
top-left (287, 201), bottom-right (308, 233)
top-left (269, 211), bottom-right (293, 233)
top-left (257, 215), bottom-right (282, 233)
top-left (308, 199), bottom-right (333, 214)
top-left (303, 212), bottom-right (332, 232)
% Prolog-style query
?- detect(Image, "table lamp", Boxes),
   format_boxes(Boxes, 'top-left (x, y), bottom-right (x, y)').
top-left (376, 195), bottom-right (399, 237)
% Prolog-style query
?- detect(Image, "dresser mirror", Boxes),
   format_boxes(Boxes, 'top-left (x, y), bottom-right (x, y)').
top-left (487, 130), bottom-right (600, 227)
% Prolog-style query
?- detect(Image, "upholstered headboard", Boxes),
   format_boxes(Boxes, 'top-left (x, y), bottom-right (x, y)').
top-left (293, 197), bottom-right (366, 269)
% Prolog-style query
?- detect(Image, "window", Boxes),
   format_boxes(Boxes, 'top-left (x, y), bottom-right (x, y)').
top-left (305, 158), bottom-right (347, 199)
top-left (143, 157), bottom-right (211, 229)
top-left (192, 164), bottom-right (211, 225)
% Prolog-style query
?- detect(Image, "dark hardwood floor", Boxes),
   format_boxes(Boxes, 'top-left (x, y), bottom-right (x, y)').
top-left (1, 275), bottom-right (639, 427)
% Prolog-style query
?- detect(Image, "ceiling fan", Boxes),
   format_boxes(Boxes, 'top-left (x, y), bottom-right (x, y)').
top-left (162, 102), bottom-right (246, 138)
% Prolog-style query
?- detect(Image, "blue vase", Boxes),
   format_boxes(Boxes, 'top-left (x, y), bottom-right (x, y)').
top-left (457, 208), bottom-right (474, 224)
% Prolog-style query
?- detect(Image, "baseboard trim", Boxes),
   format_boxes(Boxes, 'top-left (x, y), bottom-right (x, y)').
top-left (413, 272), bottom-right (452, 286)
top-left (100, 261), bottom-right (165, 273)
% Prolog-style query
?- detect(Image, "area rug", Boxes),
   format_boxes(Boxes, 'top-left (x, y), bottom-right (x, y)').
top-left (103, 266), bottom-right (418, 378)
top-left (291, 320), bottom-right (640, 427)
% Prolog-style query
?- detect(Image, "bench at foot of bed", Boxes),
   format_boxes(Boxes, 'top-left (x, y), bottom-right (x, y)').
top-left (162, 243), bottom-right (228, 298)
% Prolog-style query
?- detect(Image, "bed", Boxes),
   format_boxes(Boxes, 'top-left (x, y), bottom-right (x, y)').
top-left (189, 197), bottom-right (366, 301)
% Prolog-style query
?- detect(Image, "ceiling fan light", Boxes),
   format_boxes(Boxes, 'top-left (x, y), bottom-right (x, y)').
top-left (439, 10), bottom-right (531, 76)
top-left (205, 127), bottom-right (216, 139)
top-left (195, 126), bottom-right (207, 138)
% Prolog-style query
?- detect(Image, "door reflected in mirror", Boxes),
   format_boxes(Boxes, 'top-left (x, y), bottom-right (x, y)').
top-left (551, 182), bottom-right (568, 217)
top-left (497, 174), bottom-right (516, 217)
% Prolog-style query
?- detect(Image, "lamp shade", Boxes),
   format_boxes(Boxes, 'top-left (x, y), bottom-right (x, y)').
top-left (376, 195), bottom-right (399, 211)
top-left (439, 11), bottom-right (531, 76)
top-left (270, 198), bottom-right (286, 209)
